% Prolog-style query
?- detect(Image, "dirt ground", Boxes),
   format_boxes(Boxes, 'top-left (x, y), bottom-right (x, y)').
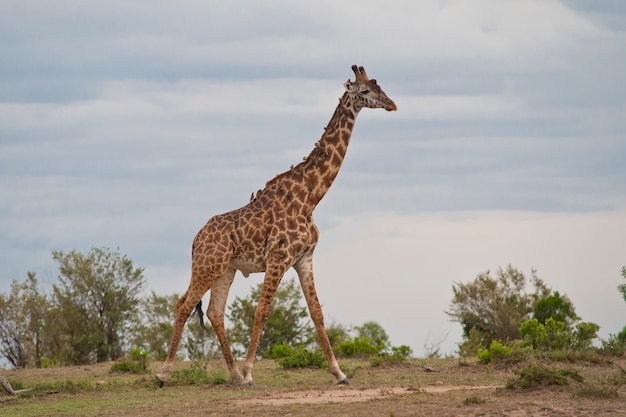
top-left (1, 358), bottom-right (625, 417)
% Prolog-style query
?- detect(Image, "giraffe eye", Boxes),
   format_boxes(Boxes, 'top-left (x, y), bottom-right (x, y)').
top-left (361, 90), bottom-right (370, 95)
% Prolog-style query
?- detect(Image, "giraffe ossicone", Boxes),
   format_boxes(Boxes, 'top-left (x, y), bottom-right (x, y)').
top-left (157, 65), bottom-right (396, 386)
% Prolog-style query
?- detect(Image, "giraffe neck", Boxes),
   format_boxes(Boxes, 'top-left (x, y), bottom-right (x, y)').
top-left (257, 91), bottom-right (360, 214)
top-left (299, 91), bottom-right (359, 209)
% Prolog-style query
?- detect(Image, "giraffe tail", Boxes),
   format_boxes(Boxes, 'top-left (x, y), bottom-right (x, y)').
top-left (194, 300), bottom-right (210, 334)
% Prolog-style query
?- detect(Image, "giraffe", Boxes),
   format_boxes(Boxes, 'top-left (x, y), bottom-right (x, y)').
top-left (157, 65), bottom-right (396, 386)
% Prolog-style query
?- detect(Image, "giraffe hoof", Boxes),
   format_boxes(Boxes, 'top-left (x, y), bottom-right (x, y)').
top-left (337, 378), bottom-right (350, 385)
top-left (155, 374), bottom-right (168, 388)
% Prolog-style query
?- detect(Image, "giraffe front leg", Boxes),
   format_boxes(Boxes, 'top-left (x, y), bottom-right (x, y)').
top-left (206, 268), bottom-right (243, 383)
top-left (241, 261), bottom-right (288, 385)
top-left (295, 258), bottom-right (349, 384)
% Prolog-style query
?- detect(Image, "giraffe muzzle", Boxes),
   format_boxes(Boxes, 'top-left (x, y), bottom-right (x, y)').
top-left (385, 101), bottom-right (398, 111)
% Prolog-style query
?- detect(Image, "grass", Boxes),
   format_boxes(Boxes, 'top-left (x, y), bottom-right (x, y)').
top-left (1, 357), bottom-right (625, 417)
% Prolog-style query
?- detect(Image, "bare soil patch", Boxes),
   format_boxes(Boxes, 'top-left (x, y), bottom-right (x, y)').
top-left (237, 384), bottom-right (502, 405)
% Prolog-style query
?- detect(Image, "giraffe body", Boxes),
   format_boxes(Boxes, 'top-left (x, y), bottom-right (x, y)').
top-left (157, 65), bottom-right (396, 386)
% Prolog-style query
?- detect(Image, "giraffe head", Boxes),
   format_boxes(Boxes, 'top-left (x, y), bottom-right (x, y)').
top-left (344, 65), bottom-right (397, 112)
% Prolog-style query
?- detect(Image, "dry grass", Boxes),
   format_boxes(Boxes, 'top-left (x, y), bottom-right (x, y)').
top-left (1, 357), bottom-right (625, 417)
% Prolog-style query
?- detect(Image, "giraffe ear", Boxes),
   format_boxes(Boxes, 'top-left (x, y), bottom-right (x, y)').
top-left (344, 80), bottom-right (355, 92)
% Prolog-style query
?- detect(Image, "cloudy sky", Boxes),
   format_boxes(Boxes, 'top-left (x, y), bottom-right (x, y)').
top-left (1, 0), bottom-right (625, 357)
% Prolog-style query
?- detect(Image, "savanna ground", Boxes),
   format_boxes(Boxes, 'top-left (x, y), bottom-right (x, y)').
top-left (2, 357), bottom-right (626, 417)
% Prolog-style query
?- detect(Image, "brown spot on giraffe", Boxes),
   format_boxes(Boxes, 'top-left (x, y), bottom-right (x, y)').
top-left (156, 65), bottom-right (396, 386)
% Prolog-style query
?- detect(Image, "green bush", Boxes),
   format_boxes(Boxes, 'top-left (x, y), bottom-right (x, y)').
top-left (477, 340), bottom-right (511, 364)
top-left (110, 347), bottom-right (149, 374)
top-left (506, 364), bottom-right (583, 389)
top-left (520, 318), bottom-right (599, 352)
top-left (573, 321), bottom-right (600, 350)
top-left (463, 395), bottom-right (486, 406)
top-left (276, 345), bottom-right (326, 369)
top-left (168, 359), bottom-right (228, 385)
top-left (336, 337), bottom-right (382, 357)
top-left (264, 344), bottom-right (296, 359)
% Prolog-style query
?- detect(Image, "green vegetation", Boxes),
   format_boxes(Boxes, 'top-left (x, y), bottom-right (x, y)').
top-left (447, 265), bottom-right (551, 356)
top-left (506, 364), bottom-right (583, 389)
top-left (618, 266), bottom-right (626, 303)
top-left (462, 395), bottom-right (486, 406)
top-left (449, 264), bottom-right (626, 362)
top-left (0, 247), bottom-right (145, 368)
top-left (1, 249), bottom-right (409, 374)
top-left (167, 359), bottom-right (229, 386)
top-left (227, 278), bottom-right (315, 358)
top-left (370, 345), bottom-right (413, 367)
top-left (110, 348), bottom-right (150, 374)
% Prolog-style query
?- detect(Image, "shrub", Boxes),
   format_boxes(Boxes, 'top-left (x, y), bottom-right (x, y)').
top-left (477, 340), bottom-right (511, 364)
top-left (277, 345), bottom-right (326, 369)
top-left (506, 364), bottom-right (583, 389)
top-left (520, 318), bottom-right (599, 352)
top-left (264, 344), bottom-right (296, 359)
top-left (168, 359), bottom-right (228, 385)
top-left (463, 395), bottom-right (486, 405)
top-left (336, 337), bottom-right (382, 357)
top-left (573, 321), bottom-right (600, 350)
top-left (597, 334), bottom-right (626, 357)
top-left (617, 326), bottom-right (626, 344)
top-left (110, 348), bottom-right (149, 374)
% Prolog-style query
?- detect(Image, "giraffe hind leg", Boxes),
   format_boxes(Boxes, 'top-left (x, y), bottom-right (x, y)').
top-left (157, 260), bottom-right (231, 384)
top-left (206, 267), bottom-right (243, 382)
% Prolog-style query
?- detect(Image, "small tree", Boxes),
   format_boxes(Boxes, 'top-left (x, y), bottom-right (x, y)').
top-left (227, 277), bottom-right (315, 357)
top-left (325, 321), bottom-right (351, 349)
top-left (533, 291), bottom-right (579, 325)
top-left (354, 321), bottom-right (391, 351)
top-left (447, 265), bottom-right (550, 355)
top-left (183, 315), bottom-right (220, 361)
top-left (132, 291), bottom-right (220, 361)
top-left (51, 247), bottom-right (145, 364)
top-left (131, 291), bottom-right (179, 361)
top-left (0, 273), bottom-right (48, 368)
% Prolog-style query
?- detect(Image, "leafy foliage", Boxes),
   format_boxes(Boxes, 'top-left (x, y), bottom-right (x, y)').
top-left (335, 321), bottom-right (394, 358)
top-left (275, 345), bottom-right (326, 369)
top-left (336, 337), bottom-right (382, 357)
top-left (506, 364), bottom-right (583, 389)
top-left (519, 318), bottom-right (599, 352)
top-left (227, 277), bottom-right (315, 357)
top-left (618, 326), bottom-right (626, 344)
top-left (477, 340), bottom-right (512, 364)
top-left (110, 347), bottom-right (149, 374)
top-left (447, 265), bottom-right (550, 355)
top-left (618, 266), bottom-right (626, 303)
top-left (370, 345), bottom-right (413, 367)
top-left (131, 291), bottom-right (179, 361)
top-left (325, 321), bottom-right (351, 349)
top-left (533, 291), bottom-right (579, 325)
top-left (596, 333), bottom-right (626, 357)
top-left (0, 273), bottom-right (48, 368)
top-left (167, 359), bottom-right (228, 386)
top-left (51, 247), bottom-right (145, 364)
